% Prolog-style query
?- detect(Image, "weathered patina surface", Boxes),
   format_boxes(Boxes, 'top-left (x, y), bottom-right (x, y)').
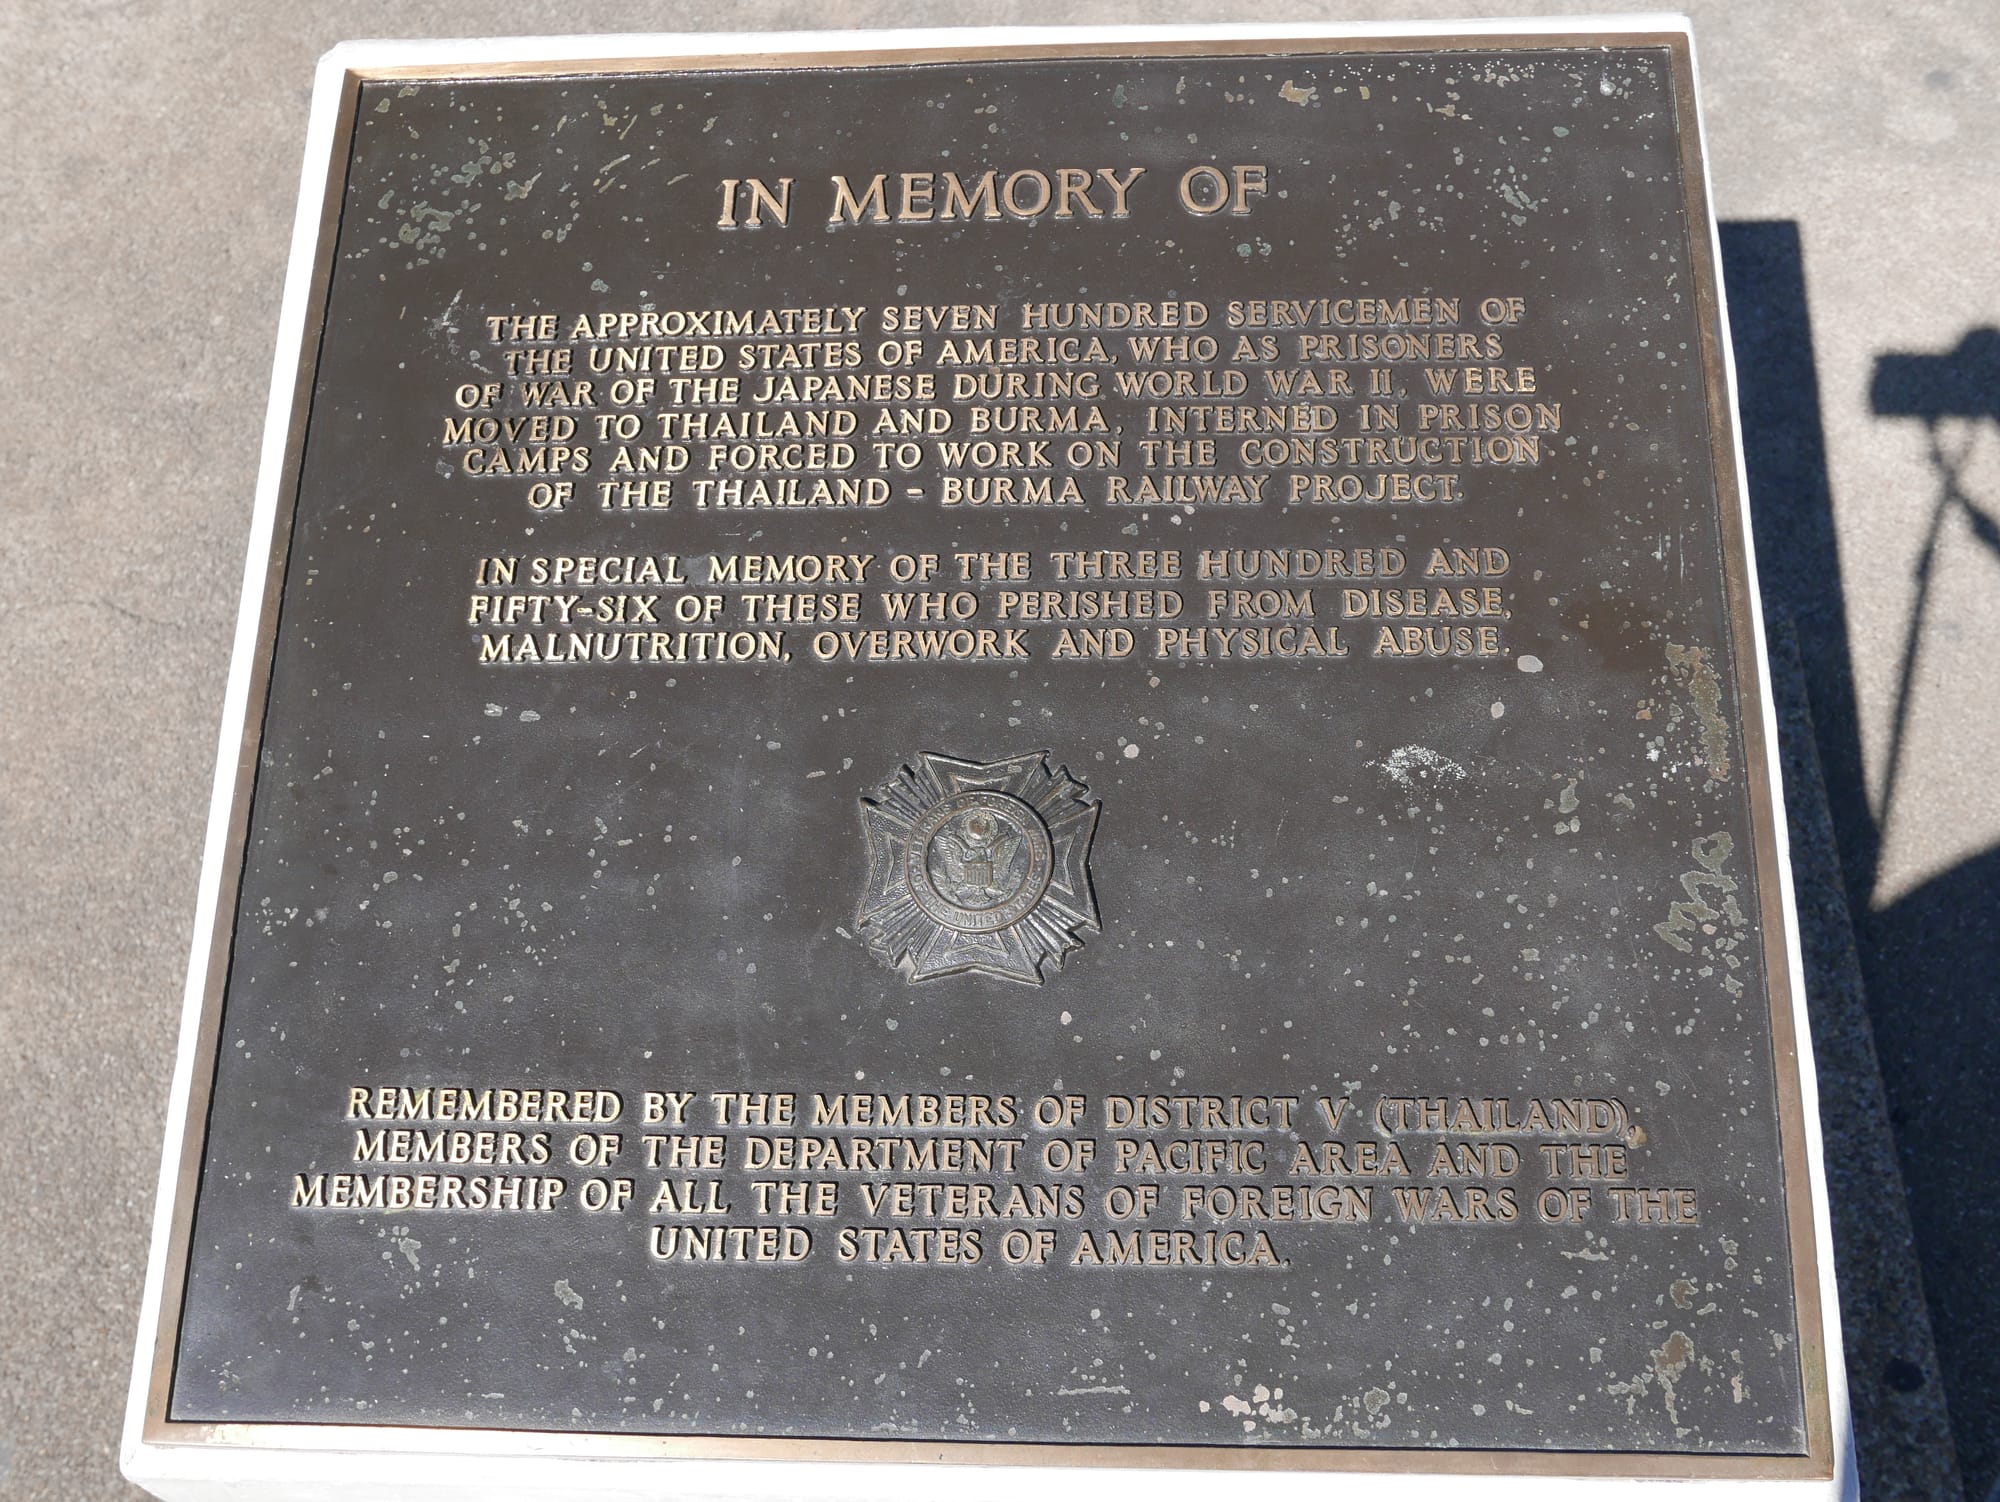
top-left (162, 39), bottom-right (1820, 1463)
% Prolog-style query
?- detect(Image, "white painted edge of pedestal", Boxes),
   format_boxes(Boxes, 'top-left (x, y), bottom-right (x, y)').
top-left (121, 16), bottom-right (1855, 1501)
top-left (1683, 19), bottom-right (1857, 1499)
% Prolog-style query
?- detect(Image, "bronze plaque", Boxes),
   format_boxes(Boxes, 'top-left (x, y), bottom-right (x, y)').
top-left (133, 27), bottom-right (1836, 1486)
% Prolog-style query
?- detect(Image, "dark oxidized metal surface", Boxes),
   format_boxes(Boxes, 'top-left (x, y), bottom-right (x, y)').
top-left (162, 39), bottom-right (1824, 1464)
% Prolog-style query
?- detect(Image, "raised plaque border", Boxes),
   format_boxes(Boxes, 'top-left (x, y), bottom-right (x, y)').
top-left (122, 20), bottom-right (1848, 1500)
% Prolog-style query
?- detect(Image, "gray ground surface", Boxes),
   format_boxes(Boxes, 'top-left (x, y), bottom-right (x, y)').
top-left (0, 3), bottom-right (1992, 1499)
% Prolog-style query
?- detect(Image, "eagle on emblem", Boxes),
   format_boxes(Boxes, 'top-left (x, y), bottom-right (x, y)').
top-left (928, 811), bottom-right (1021, 905)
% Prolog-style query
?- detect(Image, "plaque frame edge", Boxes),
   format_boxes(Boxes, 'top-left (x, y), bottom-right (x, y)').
top-left (121, 19), bottom-right (1851, 1499)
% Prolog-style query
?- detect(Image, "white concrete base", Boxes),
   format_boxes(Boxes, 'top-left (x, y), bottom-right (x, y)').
top-left (127, 1449), bottom-right (1855, 1502)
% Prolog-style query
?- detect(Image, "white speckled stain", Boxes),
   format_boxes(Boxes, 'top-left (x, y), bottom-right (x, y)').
top-left (1372, 745), bottom-right (1468, 788)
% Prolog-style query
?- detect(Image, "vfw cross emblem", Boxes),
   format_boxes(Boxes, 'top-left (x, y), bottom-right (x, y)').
top-left (855, 752), bottom-right (1101, 984)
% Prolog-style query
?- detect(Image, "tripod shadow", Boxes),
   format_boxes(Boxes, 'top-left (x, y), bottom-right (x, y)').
top-left (1724, 222), bottom-right (2000, 1499)
top-left (1862, 329), bottom-right (2000, 1501)
top-left (1869, 331), bottom-right (2000, 845)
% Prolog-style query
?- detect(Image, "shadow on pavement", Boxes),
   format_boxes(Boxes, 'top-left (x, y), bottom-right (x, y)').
top-left (1723, 219), bottom-right (1998, 1500)
top-left (1863, 325), bottom-right (2000, 1501)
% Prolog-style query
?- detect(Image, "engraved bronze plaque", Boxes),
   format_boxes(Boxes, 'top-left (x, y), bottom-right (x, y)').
top-left (131, 26), bottom-right (1838, 1492)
